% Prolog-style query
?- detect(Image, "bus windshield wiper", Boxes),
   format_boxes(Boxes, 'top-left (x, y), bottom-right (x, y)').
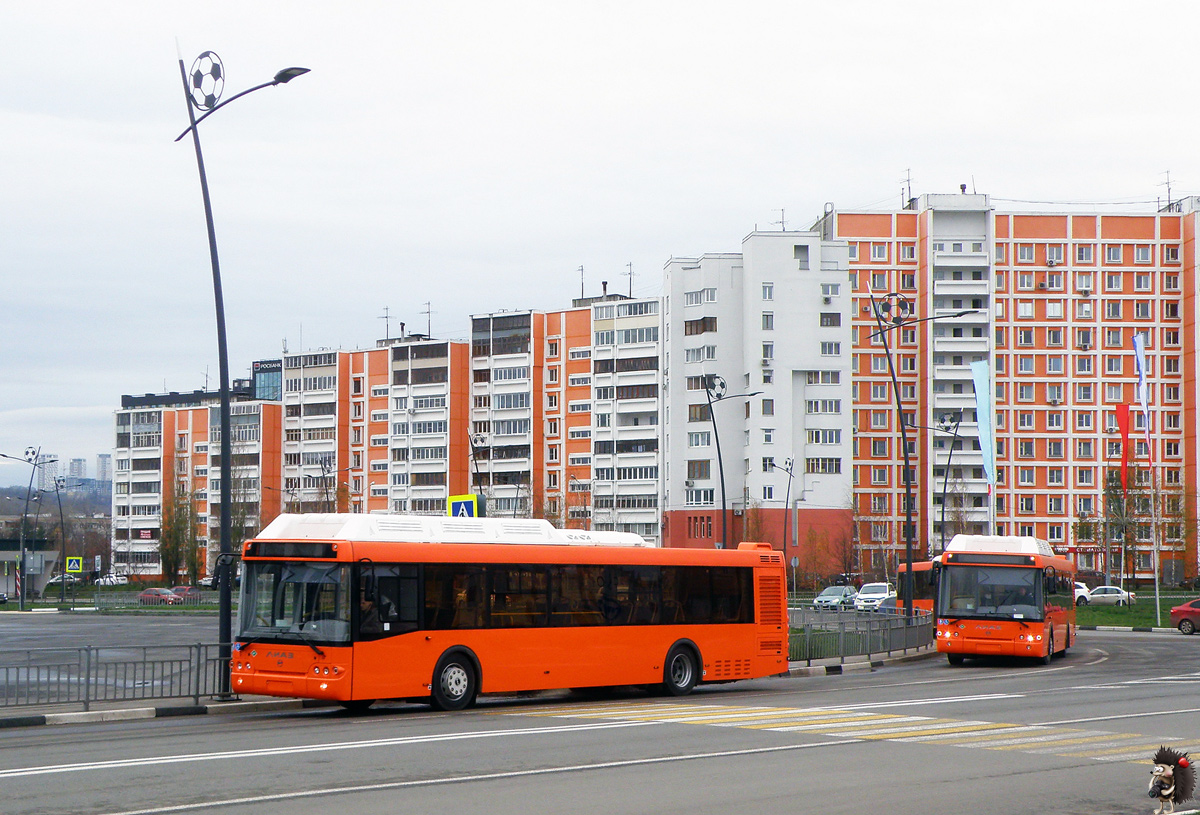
top-left (291, 627), bottom-right (325, 657)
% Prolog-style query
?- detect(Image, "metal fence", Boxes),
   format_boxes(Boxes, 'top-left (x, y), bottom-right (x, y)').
top-left (0, 644), bottom-right (227, 711)
top-left (788, 606), bottom-right (933, 664)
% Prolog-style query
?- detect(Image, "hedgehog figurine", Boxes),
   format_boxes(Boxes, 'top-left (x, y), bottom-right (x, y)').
top-left (1149, 746), bottom-right (1195, 814)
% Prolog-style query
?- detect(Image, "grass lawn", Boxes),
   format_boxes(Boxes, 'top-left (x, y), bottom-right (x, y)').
top-left (1076, 593), bottom-right (1198, 629)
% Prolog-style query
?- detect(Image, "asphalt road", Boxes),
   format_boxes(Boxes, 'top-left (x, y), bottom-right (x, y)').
top-left (2, 617), bottom-right (1199, 815)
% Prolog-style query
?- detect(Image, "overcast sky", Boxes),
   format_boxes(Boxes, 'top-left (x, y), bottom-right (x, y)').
top-left (3, 1), bottom-right (1196, 486)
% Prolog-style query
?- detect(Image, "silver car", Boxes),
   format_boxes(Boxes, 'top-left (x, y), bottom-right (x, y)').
top-left (813, 585), bottom-right (857, 611)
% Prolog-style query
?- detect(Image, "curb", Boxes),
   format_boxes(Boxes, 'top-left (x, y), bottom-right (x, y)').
top-left (1078, 625), bottom-right (1177, 633)
top-left (0, 698), bottom-right (336, 730)
top-left (788, 646), bottom-right (937, 677)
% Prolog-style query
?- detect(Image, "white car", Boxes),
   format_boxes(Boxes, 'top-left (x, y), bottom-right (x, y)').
top-left (1085, 585), bottom-right (1137, 606)
top-left (97, 574), bottom-right (129, 586)
top-left (1074, 582), bottom-right (1090, 606)
top-left (854, 582), bottom-right (896, 611)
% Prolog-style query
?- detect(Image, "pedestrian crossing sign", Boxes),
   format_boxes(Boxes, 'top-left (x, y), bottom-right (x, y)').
top-left (66, 557), bottom-right (83, 573)
top-left (448, 494), bottom-right (486, 518)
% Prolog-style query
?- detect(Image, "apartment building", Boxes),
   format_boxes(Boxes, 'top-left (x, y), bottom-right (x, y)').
top-left (818, 192), bottom-right (1197, 583)
top-left (589, 294), bottom-right (663, 543)
top-left (661, 231), bottom-right (854, 564)
top-left (112, 380), bottom-right (281, 579)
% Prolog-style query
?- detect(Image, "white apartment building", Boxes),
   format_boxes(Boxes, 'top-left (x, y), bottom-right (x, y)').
top-left (662, 230), bottom-right (853, 550)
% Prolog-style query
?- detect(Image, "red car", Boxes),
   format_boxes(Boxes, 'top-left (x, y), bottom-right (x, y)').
top-left (138, 588), bottom-right (183, 606)
top-left (1170, 598), bottom-right (1200, 635)
top-left (171, 586), bottom-right (202, 602)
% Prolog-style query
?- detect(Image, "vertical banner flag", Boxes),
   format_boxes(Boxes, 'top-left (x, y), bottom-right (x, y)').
top-left (1132, 332), bottom-right (1152, 460)
top-left (970, 360), bottom-right (996, 489)
top-left (1116, 402), bottom-right (1131, 491)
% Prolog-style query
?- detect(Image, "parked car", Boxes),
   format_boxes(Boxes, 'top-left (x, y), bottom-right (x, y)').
top-left (813, 585), bottom-right (857, 611)
top-left (1085, 585), bottom-right (1137, 606)
top-left (44, 574), bottom-right (80, 587)
top-left (171, 586), bottom-right (202, 602)
top-left (138, 588), bottom-right (183, 606)
top-left (1170, 598), bottom-right (1200, 635)
top-left (198, 576), bottom-right (216, 588)
top-left (97, 574), bottom-right (129, 586)
top-left (1074, 582), bottom-right (1091, 606)
top-left (875, 596), bottom-right (903, 615)
top-left (854, 582), bottom-right (896, 611)
top-left (0, 591), bottom-right (7, 605)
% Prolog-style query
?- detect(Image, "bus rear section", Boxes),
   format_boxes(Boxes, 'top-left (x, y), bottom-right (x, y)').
top-left (896, 560), bottom-right (936, 614)
top-left (934, 534), bottom-right (1076, 666)
top-left (230, 515), bottom-right (788, 709)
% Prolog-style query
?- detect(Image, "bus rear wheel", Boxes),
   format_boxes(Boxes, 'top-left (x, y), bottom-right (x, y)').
top-left (431, 651), bottom-right (478, 711)
top-left (663, 644), bottom-right (699, 696)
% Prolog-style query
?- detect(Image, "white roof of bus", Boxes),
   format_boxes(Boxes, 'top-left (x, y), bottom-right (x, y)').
top-left (255, 513), bottom-right (656, 547)
top-left (945, 534), bottom-right (1055, 557)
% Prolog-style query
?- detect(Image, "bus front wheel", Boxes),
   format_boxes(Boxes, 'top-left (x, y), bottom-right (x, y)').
top-left (663, 644), bottom-right (699, 696)
top-left (1040, 634), bottom-right (1054, 665)
top-left (946, 653), bottom-right (964, 666)
top-left (431, 651), bottom-right (478, 711)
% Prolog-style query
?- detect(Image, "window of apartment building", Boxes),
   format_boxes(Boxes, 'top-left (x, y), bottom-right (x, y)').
top-left (1164, 302), bottom-right (1180, 319)
top-left (1134, 245), bottom-right (1152, 264)
top-left (1105, 300), bottom-right (1121, 319)
top-left (1017, 272), bottom-right (1034, 290)
top-left (1017, 467), bottom-right (1035, 486)
top-left (1017, 384), bottom-right (1034, 402)
top-left (1076, 383), bottom-right (1093, 401)
top-left (900, 244), bottom-right (916, 261)
top-left (1018, 495), bottom-right (1034, 513)
top-left (1017, 301), bottom-right (1034, 319)
top-left (1017, 356), bottom-right (1034, 374)
top-left (1047, 384), bottom-right (1064, 403)
top-left (820, 341), bottom-right (840, 356)
top-left (1046, 327), bottom-right (1063, 346)
top-left (1018, 244), bottom-right (1034, 263)
top-left (1076, 244), bottom-right (1094, 263)
top-left (1163, 245), bottom-right (1180, 263)
top-left (1134, 273), bottom-right (1152, 292)
top-left (1045, 412), bottom-right (1063, 431)
top-left (1105, 244), bottom-right (1122, 264)
top-left (1076, 356), bottom-right (1092, 375)
top-left (1166, 385), bottom-right (1181, 402)
top-left (870, 466), bottom-right (887, 485)
top-left (1046, 300), bottom-right (1063, 319)
top-left (1105, 383), bottom-right (1123, 402)
top-left (761, 398), bottom-right (774, 416)
top-left (871, 243), bottom-right (887, 261)
top-left (1046, 244), bottom-right (1064, 264)
top-left (1104, 328), bottom-right (1121, 348)
top-left (1076, 300), bottom-right (1093, 319)
top-left (1134, 301), bottom-right (1152, 319)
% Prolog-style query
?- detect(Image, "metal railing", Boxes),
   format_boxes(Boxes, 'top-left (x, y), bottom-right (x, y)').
top-left (0, 644), bottom-right (227, 711)
top-left (788, 606), bottom-right (934, 664)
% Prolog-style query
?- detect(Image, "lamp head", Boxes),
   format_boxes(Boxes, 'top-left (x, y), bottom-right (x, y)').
top-left (273, 67), bottom-right (310, 84)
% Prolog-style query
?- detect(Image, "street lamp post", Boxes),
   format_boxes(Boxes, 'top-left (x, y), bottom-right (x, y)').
top-left (54, 476), bottom-right (68, 605)
top-left (704, 375), bottom-right (763, 549)
top-left (1, 447), bottom-right (54, 611)
top-left (936, 412), bottom-right (963, 553)
top-left (176, 50), bottom-right (309, 698)
top-left (868, 292), bottom-right (977, 618)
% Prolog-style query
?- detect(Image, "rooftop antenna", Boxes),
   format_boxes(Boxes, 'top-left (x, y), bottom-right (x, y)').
top-left (1161, 170), bottom-right (1173, 209)
top-left (578, 265), bottom-right (584, 300)
top-left (379, 307), bottom-right (391, 340)
top-left (901, 169), bottom-right (913, 203)
top-left (421, 302), bottom-right (434, 337)
top-left (773, 208), bottom-right (786, 231)
top-left (624, 262), bottom-right (634, 297)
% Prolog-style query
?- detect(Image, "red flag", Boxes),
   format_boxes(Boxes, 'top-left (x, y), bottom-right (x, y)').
top-left (1116, 403), bottom-right (1131, 491)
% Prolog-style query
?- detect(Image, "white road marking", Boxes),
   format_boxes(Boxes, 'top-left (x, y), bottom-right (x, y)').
top-left (97, 740), bottom-right (861, 815)
top-left (0, 720), bottom-right (660, 780)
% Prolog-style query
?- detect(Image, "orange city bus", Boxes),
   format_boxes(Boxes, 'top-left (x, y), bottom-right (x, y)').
top-left (896, 559), bottom-right (936, 614)
top-left (231, 514), bottom-right (789, 710)
top-left (934, 534), bottom-right (1076, 666)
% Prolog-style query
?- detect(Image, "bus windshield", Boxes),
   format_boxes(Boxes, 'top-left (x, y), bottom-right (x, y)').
top-left (239, 561), bottom-right (352, 645)
top-left (937, 564), bottom-right (1043, 621)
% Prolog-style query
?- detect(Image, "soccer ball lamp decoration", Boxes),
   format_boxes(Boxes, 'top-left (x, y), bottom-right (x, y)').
top-left (874, 293), bottom-right (913, 327)
top-left (189, 51), bottom-right (225, 111)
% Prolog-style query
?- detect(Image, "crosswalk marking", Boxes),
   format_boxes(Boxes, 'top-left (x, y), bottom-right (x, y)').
top-left (497, 701), bottom-right (1179, 765)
